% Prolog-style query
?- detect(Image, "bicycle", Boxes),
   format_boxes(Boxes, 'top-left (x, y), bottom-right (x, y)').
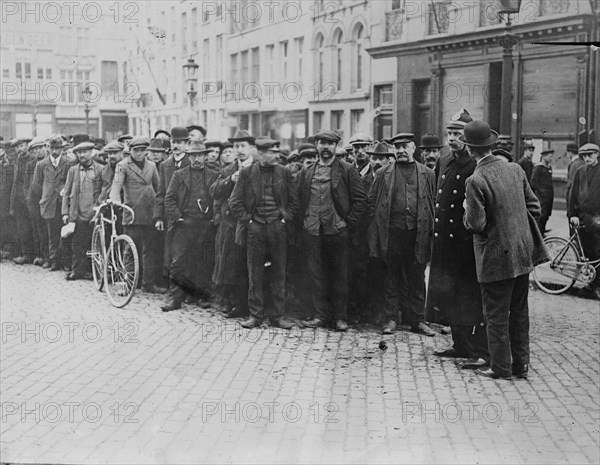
top-left (87, 200), bottom-right (140, 307)
top-left (532, 226), bottom-right (600, 295)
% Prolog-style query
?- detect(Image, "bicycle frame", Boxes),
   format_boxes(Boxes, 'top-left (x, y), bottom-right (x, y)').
top-left (552, 228), bottom-right (600, 283)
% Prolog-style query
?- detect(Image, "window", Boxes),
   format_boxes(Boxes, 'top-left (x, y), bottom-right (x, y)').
top-left (241, 50), bottom-right (249, 85)
top-left (170, 6), bottom-right (175, 42)
top-left (251, 47), bottom-right (260, 82)
top-left (354, 24), bottom-right (365, 90)
top-left (331, 110), bottom-right (344, 132)
top-left (429, 0), bottom-right (450, 34)
top-left (46, 68), bottom-right (52, 79)
top-left (192, 8), bottom-right (198, 51)
top-left (333, 29), bottom-right (343, 91)
top-left (230, 53), bottom-right (238, 85)
top-left (38, 68), bottom-right (44, 79)
top-left (280, 40), bottom-right (288, 81)
top-left (2, 68), bottom-right (8, 78)
top-left (295, 37), bottom-right (304, 83)
top-left (101, 61), bottom-right (118, 95)
top-left (374, 84), bottom-right (393, 108)
top-left (351, 109), bottom-right (364, 135)
top-left (203, 39), bottom-right (210, 80)
top-left (24, 63), bottom-right (31, 79)
top-left (315, 34), bottom-right (325, 92)
top-left (313, 111), bottom-right (324, 133)
top-left (216, 35), bottom-right (223, 82)
top-left (182, 12), bottom-right (187, 53)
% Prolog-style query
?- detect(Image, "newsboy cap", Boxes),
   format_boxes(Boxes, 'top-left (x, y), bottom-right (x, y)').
top-left (255, 138), bottom-right (281, 152)
top-left (73, 141), bottom-right (95, 153)
top-left (579, 143), bottom-right (599, 154)
top-left (103, 141), bottom-right (125, 153)
top-left (313, 130), bottom-right (341, 143)
top-left (389, 133), bottom-right (415, 145)
top-left (128, 137), bottom-right (150, 149)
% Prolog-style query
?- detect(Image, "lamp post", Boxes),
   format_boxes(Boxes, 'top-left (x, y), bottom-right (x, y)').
top-left (183, 58), bottom-right (199, 121)
top-left (82, 84), bottom-right (93, 135)
top-left (497, 0), bottom-right (522, 136)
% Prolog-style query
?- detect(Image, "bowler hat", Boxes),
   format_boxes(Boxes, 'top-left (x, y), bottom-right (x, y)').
top-left (73, 141), bottom-right (95, 153)
top-left (419, 134), bottom-right (442, 149)
top-left (459, 120), bottom-right (498, 147)
top-left (228, 129), bottom-right (256, 144)
top-left (566, 142), bottom-right (578, 152)
top-left (154, 129), bottom-right (171, 139)
top-left (186, 140), bottom-right (211, 155)
top-left (389, 132), bottom-right (415, 145)
top-left (579, 143), bottom-right (599, 154)
top-left (255, 138), bottom-right (281, 152)
top-left (148, 138), bottom-right (171, 152)
top-left (128, 137), bottom-right (150, 149)
top-left (171, 127), bottom-right (190, 142)
top-left (446, 108), bottom-right (473, 129)
top-left (313, 130), bottom-right (341, 143)
top-left (48, 135), bottom-right (68, 148)
top-left (186, 125), bottom-right (207, 137)
top-left (493, 148), bottom-right (513, 162)
top-left (298, 143), bottom-right (317, 157)
top-left (367, 142), bottom-right (394, 156)
top-left (72, 133), bottom-right (91, 146)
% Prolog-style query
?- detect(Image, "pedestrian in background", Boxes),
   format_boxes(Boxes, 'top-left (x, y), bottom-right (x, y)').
top-left (531, 149), bottom-right (555, 236)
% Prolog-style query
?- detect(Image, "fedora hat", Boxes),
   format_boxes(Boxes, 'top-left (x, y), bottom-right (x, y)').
top-left (148, 138), bottom-right (171, 152)
top-left (459, 120), bottom-right (498, 147)
top-left (48, 135), bottom-right (68, 148)
top-left (367, 142), bottom-right (394, 156)
top-left (186, 140), bottom-right (211, 155)
top-left (419, 134), bottom-right (442, 149)
top-left (228, 129), bottom-right (256, 144)
top-left (171, 127), bottom-right (190, 142)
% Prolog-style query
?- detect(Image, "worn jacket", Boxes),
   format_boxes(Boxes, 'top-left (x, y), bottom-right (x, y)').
top-left (530, 163), bottom-right (554, 217)
top-left (154, 155), bottom-right (190, 222)
top-left (367, 161), bottom-right (436, 264)
top-left (296, 157), bottom-right (367, 231)
top-left (61, 162), bottom-right (104, 222)
top-left (464, 155), bottom-right (547, 283)
top-left (567, 163), bottom-right (600, 230)
top-left (109, 158), bottom-right (159, 226)
top-left (29, 156), bottom-right (73, 220)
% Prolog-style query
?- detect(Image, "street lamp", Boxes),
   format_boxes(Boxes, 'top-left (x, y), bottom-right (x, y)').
top-left (497, 0), bottom-right (522, 136)
top-left (82, 84), bottom-right (93, 135)
top-left (183, 57), bottom-right (199, 109)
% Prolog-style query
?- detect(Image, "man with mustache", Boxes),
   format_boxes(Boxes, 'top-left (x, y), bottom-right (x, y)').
top-left (419, 134), bottom-right (443, 170)
top-left (26, 137), bottom-right (50, 267)
top-left (98, 141), bottom-right (124, 203)
top-left (61, 141), bottom-right (103, 280)
top-left (368, 132), bottom-right (436, 336)
top-left (298, 130), bottom-right (367, 331)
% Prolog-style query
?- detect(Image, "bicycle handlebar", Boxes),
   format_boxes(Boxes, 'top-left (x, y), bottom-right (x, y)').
top-left (91, 200), bottom-right (135, 225)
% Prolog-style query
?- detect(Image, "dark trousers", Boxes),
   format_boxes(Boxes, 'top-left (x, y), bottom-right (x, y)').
top-left (0, 214), bottom-right (19, 257)
top-left (451, 325), bottom-right (489, 360)
top-left (480, 273), bottom-right (530, 377)
top-left (71, 220), bottom-right (93, 276)
top-left (125, 225), bottom-right (160, 289)
top-left (14, 203), bottom-right (34, 259)
top-left (285, 240), bottom-right (309, 319)
top-left (31, 209), bottom-right (49, 261)
top-left (247, 220), bottom-right (287, 320)
top-left (303, 229), bottom-right (349, 321)
top-left (382, 228), bottom-right (426, 327)
top-left (537, 215), bottom-right (550, 235)
top-left (348, 229), bottom-right (369, 320)
top-left (580, 229), bottom-right (600, 290)
top-left (46, 215), bottom-right (63, 266)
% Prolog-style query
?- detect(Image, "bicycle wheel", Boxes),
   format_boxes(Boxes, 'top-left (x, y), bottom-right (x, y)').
top-left (89, 225), bottom-right (104, 291)
top-left (104, 235), bottom-right (139, 308)
top-left (533, 236), bottom-right (581, 294)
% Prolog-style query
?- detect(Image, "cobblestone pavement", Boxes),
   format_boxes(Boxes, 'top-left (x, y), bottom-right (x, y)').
top-left (1, 261), bottom-right (599, 464)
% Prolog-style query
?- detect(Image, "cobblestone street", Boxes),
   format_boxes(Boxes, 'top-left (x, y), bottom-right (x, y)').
top-left (1, 260), bottom-right (598, 464)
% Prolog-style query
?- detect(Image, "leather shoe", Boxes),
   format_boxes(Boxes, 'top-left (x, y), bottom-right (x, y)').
top-left (459, 358), bottom-right (489, 369)
top-left (475, 368), bottom-right (511, 379)
top-left (13, 256), bottom-right (31, 265)
top-left (142, 285), bottom-right (168, 294)
top-left (161, 299), bottom-right (182, 312)
top-left (335, 320), bottom-right (348, 332)
top-left (412, 322), bottom-right (436, 337)
top-left (241, 316), bottom-right (261, 328)
top-left (49, 263), bottom-right (60, 271)
top-left (42, 261), bottom-right (51, 269)
top-left (65, 273), bottom-right (78, 281)
top-left (272, 317), bottom-right (295, 330)
top-left (225, 307), bottom-right (248, 319)
top-left (512, 364), bottom-right (529, 379)
top-left (381, 320), bottom-right (397, 335)
top-left (440, 326), bottom-right (452, 335)
top-left (33, 257), bottom-right (44, 266)
top-left (302, 318), bottom-right (325, 328)
top-left (433, 348), bottom-right (465, 358)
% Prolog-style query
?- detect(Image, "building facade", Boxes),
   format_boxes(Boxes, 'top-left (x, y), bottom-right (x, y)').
top-left (0, 1), bottom-right (130, 140)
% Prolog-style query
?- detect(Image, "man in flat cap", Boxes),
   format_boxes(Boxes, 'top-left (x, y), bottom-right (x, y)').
top-left (568, 143), bottom-right (600, 299)
top-left (531, 149), bottom-right (555, 235)
top-left (29, 135), bottom-right (74, 271)
top-left (162, 141), bottom-right (220, 311)
top-left (368, 132), bottom-right (436, 336)
top-left (110, 137), bottom-right (162, 294)
top-left (229, 138), bottom-right (298, 328)
top-left (426, 109), bottom-right (488, 364)
top-left (517, 142), bottom-right (535, 182)
top-left (1, 143), bottom-right (19, 260)
top-left (26, 137), bottom-right (50, 267)
top-left (98, 141), bottom-right (124, 203)
top-left (62, 141), bottom-right (103, 280)
top-left (496, 135), bottom-right (514, 160)
top-left (566, 142), bottom-right (585, 213)
top-left (210, 129), bottom-right (257, 318)
top-left (187, 125), bottom-right (207, 142)
top-left (463, 120), bottom-right (546, 379)
top-left (297, 130), bottom-right (367, 331)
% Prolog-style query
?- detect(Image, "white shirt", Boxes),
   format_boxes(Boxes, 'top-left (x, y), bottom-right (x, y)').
top-left (51, 155), bottom-right (62, 168)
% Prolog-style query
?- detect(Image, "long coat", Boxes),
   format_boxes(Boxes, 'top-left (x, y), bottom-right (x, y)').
top-left (61, 162), bottom-right (104, 222)
top-left (109, 159), bottom-right (159, 226)
top-left (425, 150), bottom-right (483, 326)
top-left (367, 161), bottom-right (435, 265)
top-left (530, 164), bottom-right (554, 218)
top-left (517, 156), bottom-right (534, 182)
top-left (29, 156), bottom-right (73, 220)
top-left (464, 156), bottom-right (548, 283)
top-left (567, 164), bottom-right (600, 226)
top-left (0, 158), bottom-right (16, 217)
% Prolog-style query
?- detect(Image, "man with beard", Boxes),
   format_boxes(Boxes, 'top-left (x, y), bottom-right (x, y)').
top-left (110, 137), bottom-right (162, 294)
top-left (210, 130), bottom-right (256, 318)
top-left (26, 137), bottom-right (50, 267)
top-left (531, 149), bottom-right (555, 235)
top-left (98, 141), bottom-right (124, 203)
top-left (229, 139), bottom-right (298, 329)
top-left (426, 109), bottom-right (489, 365)
top-left (29, 135), bottom-right (73, 271)
top-left (62, 141), bottom-right (103, 280)
top-left (161, 140), bottom-right (219, 311)
top-left (419, 134), bottom-right (443, 170)
top-left (154, 128), bottom-right (190, 295)
top-left (368, 133), bottom-right (436, 336)
top-left (298, 130), bottom-right (367, 331)
top-left (9, 137), bottom-right (35, 264)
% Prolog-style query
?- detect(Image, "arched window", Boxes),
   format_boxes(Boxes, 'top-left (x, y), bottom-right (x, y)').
top-left (315, 33), bottom-right (325, 92)
top-left (354, 23), bottom-right (365, 90)
top-left (333, 29), bottom-right (343, 91)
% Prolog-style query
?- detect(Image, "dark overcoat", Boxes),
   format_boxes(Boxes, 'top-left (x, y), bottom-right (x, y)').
top-left (29, 156), bottom-right (73, 220)
top-left (530, 164), bottom-right (554, 218)
top-left (425, 150), bottom-right (483, 326)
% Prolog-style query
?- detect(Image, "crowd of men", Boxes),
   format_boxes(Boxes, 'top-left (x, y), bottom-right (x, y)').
top-left (1, 107), bottom-right (599, 380)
